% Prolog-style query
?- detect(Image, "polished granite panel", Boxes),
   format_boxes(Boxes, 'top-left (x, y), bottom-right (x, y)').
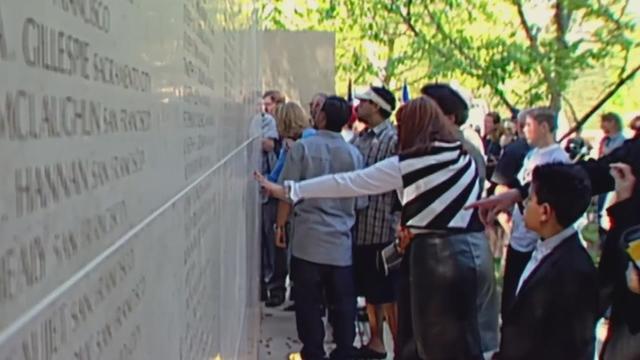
top-left (0, 0), bottom-right (260, 358)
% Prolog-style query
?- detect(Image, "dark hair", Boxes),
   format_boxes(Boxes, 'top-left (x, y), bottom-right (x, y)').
top-left (527, 107), bottom-right (557, 131)
top-left (531, 163), bottom-right (592, 228)
top-left (486, 112), bottom-right (501, 125)
top-left (510, 107), bottom-right (520, 120)
top-left (420, 84), bottom-right (469, 126)
top-left (631, 115), bottom-right (640, 132)
top-left (321, 96), bottom-right (351, 132)
top-left (263, 90), bottom-right (286, 105)
top-left (371, 86), bottom-right (396, 119)
top-left (396, 96), bottom-right (459, 156)
top-left (601, 112), bottom-right (623, 131)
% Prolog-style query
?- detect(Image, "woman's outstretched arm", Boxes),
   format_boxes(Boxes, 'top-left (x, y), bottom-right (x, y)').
top-left (255, 156), bottom-right (402, 203)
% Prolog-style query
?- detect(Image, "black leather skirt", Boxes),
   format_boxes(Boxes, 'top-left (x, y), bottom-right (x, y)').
top-left (398, 231), bottom-right (498, 360)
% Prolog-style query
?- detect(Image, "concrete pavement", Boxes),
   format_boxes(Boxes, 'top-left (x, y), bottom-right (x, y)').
top-left (259, 302), bottom-right (607, 359)
top-left (258, 301), bottom-right (394, 360)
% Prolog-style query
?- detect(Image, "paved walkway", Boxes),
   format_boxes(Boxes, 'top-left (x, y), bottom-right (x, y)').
top-left (258, 301), bottom-right (394, 360)
top-left (258, 305), bottom-right (301, 360)
top-left (259, 302), bottom-right (607, 360)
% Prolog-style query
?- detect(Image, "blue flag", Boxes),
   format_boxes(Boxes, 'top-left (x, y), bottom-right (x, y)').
top-left (402, 81), bottom-right (410, 103)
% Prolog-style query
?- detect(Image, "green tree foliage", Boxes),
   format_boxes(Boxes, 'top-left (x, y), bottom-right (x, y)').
top-left (260, 0), bottom-right (640, 131)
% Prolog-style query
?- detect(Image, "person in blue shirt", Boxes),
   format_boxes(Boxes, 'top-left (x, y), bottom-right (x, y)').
top-left (265, 101), bottom-right (316, 307)
top-left (268, 99), bottom-right (321, 182)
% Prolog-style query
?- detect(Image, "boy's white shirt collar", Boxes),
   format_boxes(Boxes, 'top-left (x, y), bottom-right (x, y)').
top-left (515, 225), bottom-right (578, 295)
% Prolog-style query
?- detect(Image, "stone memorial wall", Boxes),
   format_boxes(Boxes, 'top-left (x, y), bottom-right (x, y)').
top-left (261, 31), bottom-right (335, 106)
top-left (0, 0), bottom-right (261, 359)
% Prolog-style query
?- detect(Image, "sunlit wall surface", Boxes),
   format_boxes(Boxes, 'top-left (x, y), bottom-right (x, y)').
top-left (261, 31), bottom-right (335, 105)
top-left (0, 0), bottom-right (261, 359)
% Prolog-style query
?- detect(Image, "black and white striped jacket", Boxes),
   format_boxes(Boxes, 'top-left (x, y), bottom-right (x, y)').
top-left (398, 141), bottom-right (484, 233)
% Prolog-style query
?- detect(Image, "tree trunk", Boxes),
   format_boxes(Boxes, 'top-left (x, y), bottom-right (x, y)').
top-left (549, 90), bottom-right (562, 112)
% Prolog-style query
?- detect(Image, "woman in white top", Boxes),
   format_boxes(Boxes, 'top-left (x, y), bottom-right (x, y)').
top-left (256, 95), bottom-right (497, 360)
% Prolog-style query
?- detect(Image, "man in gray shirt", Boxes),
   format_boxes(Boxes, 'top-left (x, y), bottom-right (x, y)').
top-left (277, 96), bottom-right (363, 360)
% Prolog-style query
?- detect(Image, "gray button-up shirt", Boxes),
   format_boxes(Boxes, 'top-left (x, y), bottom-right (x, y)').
top-left (279, 130), bottom-right (364, 266)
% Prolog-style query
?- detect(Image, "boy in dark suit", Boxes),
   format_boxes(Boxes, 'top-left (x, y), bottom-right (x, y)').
top-left (497, 163), bottom-right (598, 359)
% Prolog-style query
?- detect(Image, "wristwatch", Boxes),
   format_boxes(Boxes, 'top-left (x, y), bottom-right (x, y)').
top-left (273, 223), bottom-right (285, 232)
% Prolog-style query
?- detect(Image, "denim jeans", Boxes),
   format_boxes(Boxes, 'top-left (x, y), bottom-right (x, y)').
top-left (290, 256), bottom-right (356, 360)
top-left (261, 199), bottom-right (277, 285)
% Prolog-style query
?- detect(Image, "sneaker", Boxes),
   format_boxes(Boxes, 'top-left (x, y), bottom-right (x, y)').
top-left (354, 346), bottom-right (387, 359)
top-left (265, 293), bottom-right (285, 308)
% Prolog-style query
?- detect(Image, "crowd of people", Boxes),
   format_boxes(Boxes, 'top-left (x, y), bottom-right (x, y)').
top-left (254, 84), bottom-right (640, 360)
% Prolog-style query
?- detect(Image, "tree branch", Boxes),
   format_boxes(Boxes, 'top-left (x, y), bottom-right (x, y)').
top-left (514, 0), bottom-right (557, 104)
top-left (616, 44), bottom-right (632, 81)
top-left (548, 1), bottom-right (572, 110)
top-left (396, 0), bottom-right (419, 36)
top-left (553, 1), bottom-right (570, 51)
top-left (560, 63), bottom-right (640, 141)
top-left (514, 0), bottom-right (539, 51)
top-left (424, 5), bottom-right (481, 69)
top-left (618, 0), bottom-right (630, 23)
top-left (382, 37), bottom-right (397, 86)
top-left (562, 94), bottom-right (579, 125)
top-left (422, 4), bottom-right (515, 109)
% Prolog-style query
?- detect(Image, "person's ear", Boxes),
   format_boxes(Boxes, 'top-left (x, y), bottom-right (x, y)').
top-left (315, 112), bottom-right (326, 128)
top-left (539, 203), bottom-right (552, 223)
top-left (445, 114), bottom-right (456, 125)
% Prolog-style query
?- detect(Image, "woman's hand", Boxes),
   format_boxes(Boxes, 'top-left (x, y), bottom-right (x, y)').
top-left (465, 189), bottom-right (522, 227)
top-left (254, 171), bottom-right (287, 200)
top-left (396, 225), bottom-right (414, 254)
top-left (275, 226), bottom-right (287, 249)
top-left (610, 163), bottom-right (636, 202)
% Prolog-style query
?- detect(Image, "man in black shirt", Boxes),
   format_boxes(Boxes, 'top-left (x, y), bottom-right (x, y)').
top-left (491, 111), bottom-right (530, 188)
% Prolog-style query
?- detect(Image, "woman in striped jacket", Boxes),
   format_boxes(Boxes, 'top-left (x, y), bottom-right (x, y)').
top-left (256, 95), bottom-right (497, 360)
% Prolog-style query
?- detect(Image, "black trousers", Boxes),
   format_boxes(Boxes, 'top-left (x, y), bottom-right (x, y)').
top-left (261, 200), bottom-right (277, 289)
top-left (261, 199), bottom-right (287, 299)
top-left (269, 244), bottom-right (288, 297)
top-left (291, 256), bottom-right (356, 360)
top-left (397, 232), bottom-right (496, 360)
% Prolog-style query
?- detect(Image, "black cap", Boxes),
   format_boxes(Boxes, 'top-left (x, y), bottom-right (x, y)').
top-left (420, 83), bottom-right (469, 126)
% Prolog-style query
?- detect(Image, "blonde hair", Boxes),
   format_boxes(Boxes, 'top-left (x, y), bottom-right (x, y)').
top-left (274, 102), bottom-right (310, 138)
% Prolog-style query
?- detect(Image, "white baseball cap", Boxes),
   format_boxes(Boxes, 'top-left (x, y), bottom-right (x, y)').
top-left (355, 88), bottom-right (393, 113)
